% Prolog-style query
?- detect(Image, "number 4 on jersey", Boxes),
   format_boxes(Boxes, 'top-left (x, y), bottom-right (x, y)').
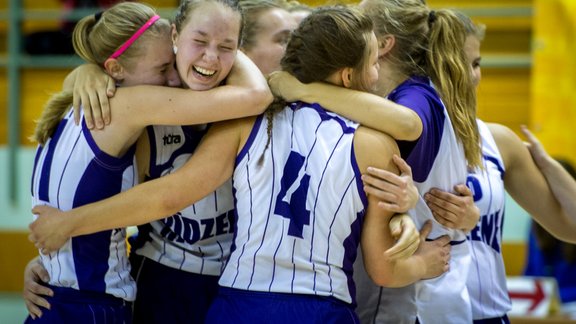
top-left (274, 151), bottom-right (311, 238)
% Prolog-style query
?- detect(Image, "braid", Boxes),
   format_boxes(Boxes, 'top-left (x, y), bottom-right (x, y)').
top-left (258, 97), bottom-right (286, 165)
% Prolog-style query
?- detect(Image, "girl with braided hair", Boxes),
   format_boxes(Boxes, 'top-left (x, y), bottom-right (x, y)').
top-left (268, 0), bottom-right (481, 322)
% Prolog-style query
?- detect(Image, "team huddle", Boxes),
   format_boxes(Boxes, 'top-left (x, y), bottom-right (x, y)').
top-left (23, 0), bottom-right (576, 323)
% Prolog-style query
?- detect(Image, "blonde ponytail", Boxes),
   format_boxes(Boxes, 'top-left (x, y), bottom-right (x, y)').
top-left (31, 92), bottom-right (73, 145)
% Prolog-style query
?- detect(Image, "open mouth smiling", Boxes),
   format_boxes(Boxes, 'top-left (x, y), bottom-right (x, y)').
top-left (193, 66), bottom-right (216, 77)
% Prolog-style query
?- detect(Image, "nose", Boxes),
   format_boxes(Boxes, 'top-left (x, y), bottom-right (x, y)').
top-left (203, 45), bottom-right (218, 63)
top-left (167, 62), bottom-right (182, 87)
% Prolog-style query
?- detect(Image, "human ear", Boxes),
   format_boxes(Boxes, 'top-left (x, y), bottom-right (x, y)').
top-left (171, 24), bottom-right (179, 51)
top-left (341, 67), bottom-right (353, 88)
top-left (103, 58), bottom-right (125, 81)
top-left (378, 34), bottom-right (395, 56)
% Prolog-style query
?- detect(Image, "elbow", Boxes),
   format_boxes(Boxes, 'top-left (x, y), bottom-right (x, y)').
top-left (552, 232), bottom-right (576, 244)
top-left (365, 262), bottom-right (418, 288)
top-left (368, 272), bottom-right (407, 288)
top-left (365, 265), bottom-right (403, 288)
top-left (370, 274), bottom-right (394, 288)
top-left (159, 191), bottom-right (187, 219)
top-left (252, 87), bottom-right (274, 114)
top-left (398, 112), bottom-right (423, 141)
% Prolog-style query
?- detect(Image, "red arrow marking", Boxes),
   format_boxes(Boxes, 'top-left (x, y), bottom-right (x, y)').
top-left (509, 279), bottom-right (545, 312)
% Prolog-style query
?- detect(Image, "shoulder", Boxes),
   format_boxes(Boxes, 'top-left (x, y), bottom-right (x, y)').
top-left (486, 123), bottom-right (521, 149)
top-left (210, 115), bottom-right (256, 134)
top-left (390, 79), bottom-right (443, 127)
top-left (390, 77), bottom-right (439, 105)
top-left (354, 126), bottom-right (399, 172)
top-left (208, 115), bottom-right (258, 151)
top-left (486, 122), bottom-right (525, 169)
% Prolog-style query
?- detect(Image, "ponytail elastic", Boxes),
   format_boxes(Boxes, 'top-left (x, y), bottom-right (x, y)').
top-left (94, 11), bottom-right (103, 22)
top-left (428, 10), bottom-right (436, 26)
top-left (108, 14), bottom-right (160, 59)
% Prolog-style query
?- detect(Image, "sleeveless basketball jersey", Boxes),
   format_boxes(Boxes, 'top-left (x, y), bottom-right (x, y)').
top-left (354, 77), bottom-right (471, 324)
top-left (30, 109), bottom-right (137, 301)
top-left (467, 119), bottom-right (509, 319)
top-left (219, 102), bottom-right (366, 305)
top-left (133, 125), bottom-right (235, 276)
top-left (402, 80), bottom-right (472, 324)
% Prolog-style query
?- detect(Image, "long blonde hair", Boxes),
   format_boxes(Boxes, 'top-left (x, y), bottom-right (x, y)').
top-left (360, 0), bottom-right (481, 168)
top-left (32, 2), bottom-right (170, 145)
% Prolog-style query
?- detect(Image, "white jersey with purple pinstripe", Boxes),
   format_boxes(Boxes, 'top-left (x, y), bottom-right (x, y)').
top-left (133, 125), bottom-right (234, 276)
top-left (30, 109), bottom-right (136, 301)
top-left (354, 76), bottom-right (471, 324)
top-left (219, 102), bottom-right (366, 304)
top-left (402, 80), bottom-right (472, 324)
top-left (467, 119), bottom-right (509, 319)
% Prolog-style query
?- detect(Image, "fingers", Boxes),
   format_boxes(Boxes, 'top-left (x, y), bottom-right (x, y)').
top-left (267, 71), bottom-right (280, 82)
top-left (385, 214), bottom-right (420, 260)
top-left (425, 189), bottom-right (458, 206)
top-left (419, 220), bottom-right (432, 240)
top-left (97, 89), bottom-right (111, 126)
top-left (385, 228), bottom-right (420, 260)
top-left (23, 262), bottom-right (53, 319)
top-left (31, 205), bottom-right (46, 215)
top-left (388, 216), bottom-right (403, 238)
top-left (418, 234), bottom-right (451, 279)
top-left (384, 236), bottom-right (419, 260)
top-left (520, 125), bottom-right (545, 154)
top-left (434, 235), bottom-right (451, 274)
top-left (520, 125), bottom-right (537, 144)
top-left (365, 167), bottom-right (406, 189)
top-left (425, 193), bottom-right (458, 223)
top-left (363, 165), bottom-right (416, 213)
top-left (25, 300), bottom-right (44, 320)
top-left (87, 91), bottom-right (104, 129)
top-left (23, 287), bottom-right (52, 319)
top-left (362, 173), bottom-right (405, 207)
top-left (267, 71), bottom-right (293, 99)
top-left (453, 184), bottom-right (472, 197)
top-left (106, 76), bottom-right (116, 98)
top-left (376, 201), bottom-right (402, 213)
top-left (424, 189), bottom-right (462, 228)
top-left (392, 154), bottom-right (412, 176)
top-left (80, 92), bottom-right (94, 129)
top-left (434, 234), bottom-right (451, 246)
top-left (363, 182), bottom-right (397, 200)
top-left (73, 94), bottom-right (81, 126)
top-left (430, 210), bottom-right (457, 229)
top-left (32, 266), bottom-right (51, 284)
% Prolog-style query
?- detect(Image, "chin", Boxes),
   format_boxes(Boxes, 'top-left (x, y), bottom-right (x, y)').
top-left (187, 82), bottom-right (217, 91)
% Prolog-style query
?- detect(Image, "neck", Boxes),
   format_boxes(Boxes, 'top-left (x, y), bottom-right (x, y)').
top-left (376, 60), bottom-right (409, 97)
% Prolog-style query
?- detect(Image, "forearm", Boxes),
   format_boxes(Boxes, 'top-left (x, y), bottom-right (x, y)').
top-left (362, 230), bottom-right (426, 288)
top-left (361, 202), bottom-right (399, 286)
top-left (68, 174), bottom-right (195, 237)
top-left (538, 157), bottom-right (576, 219)
top-left (226, 51), bottom-right (273, 115)
top-left (300, 83), bottom-right (422, 140)
top-left (69, 121), bottom-right (239, 237)
top-left (385, 256), bottom-right (427, 287)
top-left (124, 83), bottom-right (272, 127)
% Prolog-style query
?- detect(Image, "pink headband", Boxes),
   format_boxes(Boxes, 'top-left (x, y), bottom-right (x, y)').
top-left (108, 15), bottom-right (160, 59)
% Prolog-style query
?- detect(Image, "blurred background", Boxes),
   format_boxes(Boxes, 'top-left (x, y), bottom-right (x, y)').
top-left (0, 0), bottom-right (575, 323)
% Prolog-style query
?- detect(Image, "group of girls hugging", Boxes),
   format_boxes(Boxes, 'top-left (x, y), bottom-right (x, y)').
top-left (23, 0), bottom-right (576, 323)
